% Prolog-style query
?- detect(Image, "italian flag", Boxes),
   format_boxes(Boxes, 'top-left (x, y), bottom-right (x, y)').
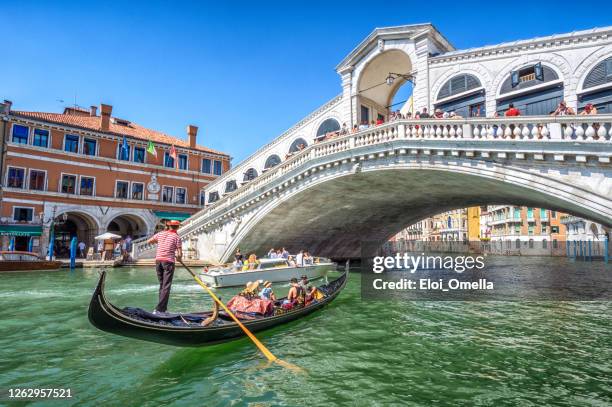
top-left (147, 140), bottom-right (157, 157)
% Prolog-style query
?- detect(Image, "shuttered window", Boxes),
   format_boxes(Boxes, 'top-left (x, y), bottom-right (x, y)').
top-left (583, 57), bottom-right (612, 89)
top-left (436, 74), bottom-right (482, 100)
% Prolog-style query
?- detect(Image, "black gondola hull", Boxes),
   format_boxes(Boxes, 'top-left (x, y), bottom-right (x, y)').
top-left (88, 270), bottom-right (347, 347)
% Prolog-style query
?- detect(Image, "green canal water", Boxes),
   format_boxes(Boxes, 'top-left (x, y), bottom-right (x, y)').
top-left (1, 262), bottom-right (610, 406)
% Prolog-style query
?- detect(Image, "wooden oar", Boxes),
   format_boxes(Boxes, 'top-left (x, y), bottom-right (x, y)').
top-left (178, 259), bottom-right (303, 372)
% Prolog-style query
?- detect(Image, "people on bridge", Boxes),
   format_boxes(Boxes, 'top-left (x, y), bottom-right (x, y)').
top-left (580, 103), bottom-right (598, 115)
top-left (146, 220), bottom-right (182, 314)
top-left (504, 103), bottom-right (521, 117)
top-left (416, 107), bottom-right (430, 119)
top-left (340, 123), bottom-right (349, 135)
top-left (551, 101), bottom-right (575, 116)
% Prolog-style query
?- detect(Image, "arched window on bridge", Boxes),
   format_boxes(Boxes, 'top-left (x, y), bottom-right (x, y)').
top-left (243, 168), bottom-right (258, 182)
top-left (289, 138), bottom-right (308, 154)
top-left (435, 74), bottom-right (485, 117)
top-left (315, 118), bottom-right (340, 142)
top-left (208, 191), bottom-right (220, 203)
top-left (497, 63), bottom-right (562, 116)
top-left (264, 154), bottom-right (281, 170)
top-left (579, 56), bottom-right (612, 114)
top-left (225, 180), bottom-right (237, 193)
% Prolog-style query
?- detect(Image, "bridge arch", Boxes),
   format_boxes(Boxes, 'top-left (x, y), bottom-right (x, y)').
top-left (356, 49), bottom-right (413, 122)
top-left (219, 158), bottom-right (611, 261)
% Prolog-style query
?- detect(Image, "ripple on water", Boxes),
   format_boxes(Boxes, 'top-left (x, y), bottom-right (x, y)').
top-left (0, 266), bottom-right (610, 405)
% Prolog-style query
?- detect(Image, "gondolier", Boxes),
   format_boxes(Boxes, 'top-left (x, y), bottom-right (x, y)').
top-left (147, 220), bottom-right (182, 314)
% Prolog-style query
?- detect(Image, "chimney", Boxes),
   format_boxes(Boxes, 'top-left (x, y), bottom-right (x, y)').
top-left (2, 100), bottom-right (12, 114)
top-left (100, 104), bottom-right (112, 131)
top-left (187, 125), bottom-right (198, 148)
top-left (90, 105), bottom-right (97, 117)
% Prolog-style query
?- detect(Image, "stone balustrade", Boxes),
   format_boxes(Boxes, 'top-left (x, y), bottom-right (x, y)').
top-left (130, 114), bottom-right (612, 259)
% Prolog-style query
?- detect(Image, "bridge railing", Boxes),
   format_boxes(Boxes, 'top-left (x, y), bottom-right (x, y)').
top-left (181, 114), bottom-right (612, 236)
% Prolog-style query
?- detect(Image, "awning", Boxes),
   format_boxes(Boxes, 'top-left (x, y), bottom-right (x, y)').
top-left (153, 211), bottom-right (192, 221)
top-left (0, 224), bottom-right (43, 236)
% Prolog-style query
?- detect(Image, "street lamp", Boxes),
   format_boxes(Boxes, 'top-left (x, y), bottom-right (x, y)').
top-left (385, 72), bottom-right (415, 86)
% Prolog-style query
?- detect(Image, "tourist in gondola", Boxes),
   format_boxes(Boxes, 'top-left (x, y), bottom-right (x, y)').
top-left (146, 219), bottom-right (182, 314)
top-left (260, 281), bottom-right (276, 301)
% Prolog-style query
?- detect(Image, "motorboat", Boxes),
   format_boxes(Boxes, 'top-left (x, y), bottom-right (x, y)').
top-left (198, 257), bottom-right (335, 288)
top-left (0, 251), bottom-right (63, 272)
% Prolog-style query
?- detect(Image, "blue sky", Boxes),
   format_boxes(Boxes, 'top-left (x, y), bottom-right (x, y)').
top-left (2, 1), bottom-right (610, 163)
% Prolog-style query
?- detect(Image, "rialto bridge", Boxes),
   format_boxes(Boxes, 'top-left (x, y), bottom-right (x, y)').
top-left (134, 24), bottom-right (612, 263)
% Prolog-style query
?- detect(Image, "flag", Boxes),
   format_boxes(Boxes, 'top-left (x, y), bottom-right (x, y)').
top-left (169, 145), bottom-right (178, 168)
top-left (400, 95), bottom-right (414, 116)
top-left (121, 135), bottom-right (129, 160)
top-left (147, 140), bottom-right (157, 157)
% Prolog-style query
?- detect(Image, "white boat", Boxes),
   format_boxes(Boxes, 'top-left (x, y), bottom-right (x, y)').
top-left (198, 257), bottom-right (335, 288)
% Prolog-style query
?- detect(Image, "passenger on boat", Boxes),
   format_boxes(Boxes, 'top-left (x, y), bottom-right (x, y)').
top-left (242, 254), bottom-right (259, 271)
top-left (287, 255), bottom-right (297, 267)
top-left (296, 250), bottom-right (304, 267)
top-left (260, 281), bottom-right (276, 301)
top-left (232, 259), bottom-right (243, 271)
top-left (227, 280), bottom-right (274, 317)
top-left (267, 248), bottom-right (276, 258)
top-left (299, 275), bottom-right (323, 304)
top-left (303, 251), bottom-right (314, 265)
top-left (234, 248), bottom-right (243, 263)
top-left (282, 278), bottom-right (305, 309)
top-left (281, 247), bottom-right (289, 259)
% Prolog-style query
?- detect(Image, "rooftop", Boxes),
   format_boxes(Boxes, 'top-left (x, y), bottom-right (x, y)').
top-left (11, 107), bottom-right (229, 157)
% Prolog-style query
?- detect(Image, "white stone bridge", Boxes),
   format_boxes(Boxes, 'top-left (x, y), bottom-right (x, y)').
top-left (133, 24), bottom-right (612, 263)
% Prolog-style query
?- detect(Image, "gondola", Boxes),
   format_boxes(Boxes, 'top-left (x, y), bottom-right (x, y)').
top-left (88, 269), bottom-right (348, 347)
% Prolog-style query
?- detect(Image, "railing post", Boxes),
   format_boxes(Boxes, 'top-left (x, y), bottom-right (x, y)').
top-left (549, 122), bottom-right (563, 140)
top-left (462, 123), bottom-right (472, 139)
top-left (398, 123), bottom-right (406, 138)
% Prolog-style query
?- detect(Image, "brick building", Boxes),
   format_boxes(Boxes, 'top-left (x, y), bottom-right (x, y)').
top-left (0, 100), bottom-right (230, 257)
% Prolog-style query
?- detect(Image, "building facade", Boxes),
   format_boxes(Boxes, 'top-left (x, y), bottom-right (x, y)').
top-left (0, 101), bottom-right (230, 257)
top-left (481, 205), bottom-right (567, 255)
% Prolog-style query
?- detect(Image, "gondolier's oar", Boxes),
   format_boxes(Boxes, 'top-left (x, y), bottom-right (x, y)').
top-left (178, 259), bottom-right (303, 373)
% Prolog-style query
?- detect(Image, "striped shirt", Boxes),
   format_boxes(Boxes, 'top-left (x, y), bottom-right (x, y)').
top-left (154, 230), bottom-right (181, 263)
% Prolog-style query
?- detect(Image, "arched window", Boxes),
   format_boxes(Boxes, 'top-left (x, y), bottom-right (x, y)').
top-left (579, 56), bottom-right (612, 114)
top-left (499, 64), bottom-right (559, 95)
top-left (515, 239), bottom-right (520, 249)
top-left (243, 168), bottom-right (258, 182)
top-left (436, 74), bottom-right (481, 100)
top-left (316, 118), bottom-right (340, 140)
top-left (208, 191), bottom-right (220, 203)
top-left (289, 138), bottom-right (308, 153)
top-left (583, 56), bottom-right (612, 89)
top-left (225, 180), bottom-right (237, 193)
top-left (264, 154), bottom-right (281, 169)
